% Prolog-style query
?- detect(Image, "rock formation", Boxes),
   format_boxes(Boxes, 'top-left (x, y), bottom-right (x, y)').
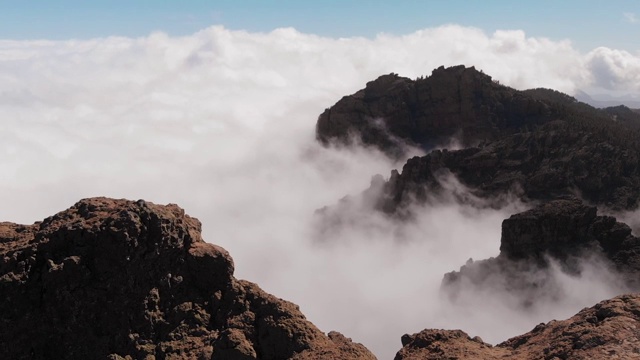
top-left (442, 198), bottom-right (640, 304)
top-left (395, 294), bottom-right (640, 359)
top-left (0, 197), bottom-right (375, 360)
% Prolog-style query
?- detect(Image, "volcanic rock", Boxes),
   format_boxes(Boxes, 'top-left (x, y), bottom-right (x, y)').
top-left (0, 197), bottom-right (375, 360)
top-left (395, 293), bottom-right (640, 359)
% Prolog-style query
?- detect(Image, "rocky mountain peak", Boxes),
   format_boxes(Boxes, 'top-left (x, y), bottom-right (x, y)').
top-left (316, 64), bottom-right (556, 158)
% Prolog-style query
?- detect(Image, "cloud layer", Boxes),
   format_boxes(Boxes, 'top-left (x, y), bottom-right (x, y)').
top-left (1, 25), bottom-right (638, 358)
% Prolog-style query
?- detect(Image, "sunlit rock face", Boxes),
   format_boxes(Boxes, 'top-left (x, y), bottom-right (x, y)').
top-left (0, 198), bottom-right (375, 360)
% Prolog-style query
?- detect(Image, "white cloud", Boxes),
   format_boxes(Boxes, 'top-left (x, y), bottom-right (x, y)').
top-left (585, 47), bottom-right (640, 90)
top-left (624, 12), bottom-right (638, 23)
top-left (0, 25), bottom-right (637, 358)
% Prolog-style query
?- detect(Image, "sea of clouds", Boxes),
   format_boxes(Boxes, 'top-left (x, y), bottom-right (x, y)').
top-left (1, 25), bottom-right (639, 358)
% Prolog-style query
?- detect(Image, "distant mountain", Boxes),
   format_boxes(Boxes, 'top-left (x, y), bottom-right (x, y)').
top-left (575, 89), bottom-right (640, 109)
top-left (317, 65), bottom-right (640, 210)
top-left (317, 65), bottom-right (558, 158)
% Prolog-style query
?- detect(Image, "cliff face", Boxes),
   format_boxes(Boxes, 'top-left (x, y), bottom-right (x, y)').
top-left (396, 294), bottom-right (640, 360)
top-left (0, 198), bottom-right (375, 360)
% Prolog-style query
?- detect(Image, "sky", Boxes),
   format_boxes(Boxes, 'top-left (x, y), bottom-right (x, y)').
top-left (1, 0), bottom-right (639, 53)
top-left (1, 2), bottom-right (640, 359)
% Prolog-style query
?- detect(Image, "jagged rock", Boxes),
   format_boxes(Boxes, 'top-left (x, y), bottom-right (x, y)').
top-left (395, 294), bottom-right (640, 359)
top-left (500, 199), bottom-right (636, 264)
top-left (0, 197), bottom-right (375, 360)
top-left (442, 198), bottom-right (640, 303)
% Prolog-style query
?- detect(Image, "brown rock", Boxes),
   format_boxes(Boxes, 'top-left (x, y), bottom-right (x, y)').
top-left (0, 197), bottom-right (375, 360)
top-left (394, 329), bottom-right (510, 360)
top-left (395, 294), bottom-right (640, 359)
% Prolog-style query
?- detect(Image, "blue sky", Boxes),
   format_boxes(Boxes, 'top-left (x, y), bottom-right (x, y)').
top-left (1, 0), bottom-right (639, 52)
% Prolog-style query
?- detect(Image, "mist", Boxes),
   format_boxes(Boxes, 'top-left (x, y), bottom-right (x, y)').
top-left (1, 25), bottom-right (638, 359)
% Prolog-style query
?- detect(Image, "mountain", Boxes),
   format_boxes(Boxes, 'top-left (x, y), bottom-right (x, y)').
top-left (314, 65), bottom-right (640, 358)
top-left (0, 198), bottom-right (375, 360)
top-left (317, 65), bottom-right (640, 211)
top-left (575, 89), bottom-right (640, 109)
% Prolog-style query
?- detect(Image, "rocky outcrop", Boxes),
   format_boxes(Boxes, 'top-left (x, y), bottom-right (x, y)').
top-left (499, 199), bottom-right (638, 266)
top-left (395, 293), bottom-right (640, 359)
top-left (316, 65), bottom-right (554, 158)
top-left (442, 198), bottom-right (640, 302)
top-left (0, 198), bottom-right (375, 360)
top-left (395, 330), bottom-right (509, 360)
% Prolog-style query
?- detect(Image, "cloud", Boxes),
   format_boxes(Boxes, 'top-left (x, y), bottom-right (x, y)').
top-left (585, 47), bottom-right (640, 90)
top-left (0, 25), bottom-right (638, 358)
top-left (624, 12), bottom-right (638, 23)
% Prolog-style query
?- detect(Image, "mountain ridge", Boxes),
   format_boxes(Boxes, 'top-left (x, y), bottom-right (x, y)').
top-left (317, 65), bottom-right (640, 211)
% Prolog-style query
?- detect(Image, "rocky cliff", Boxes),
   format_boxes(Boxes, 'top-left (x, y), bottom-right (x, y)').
top-left (0, 198), bottom-right (375, 360)
top-left (396, 294), bottom-right (640, 360)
